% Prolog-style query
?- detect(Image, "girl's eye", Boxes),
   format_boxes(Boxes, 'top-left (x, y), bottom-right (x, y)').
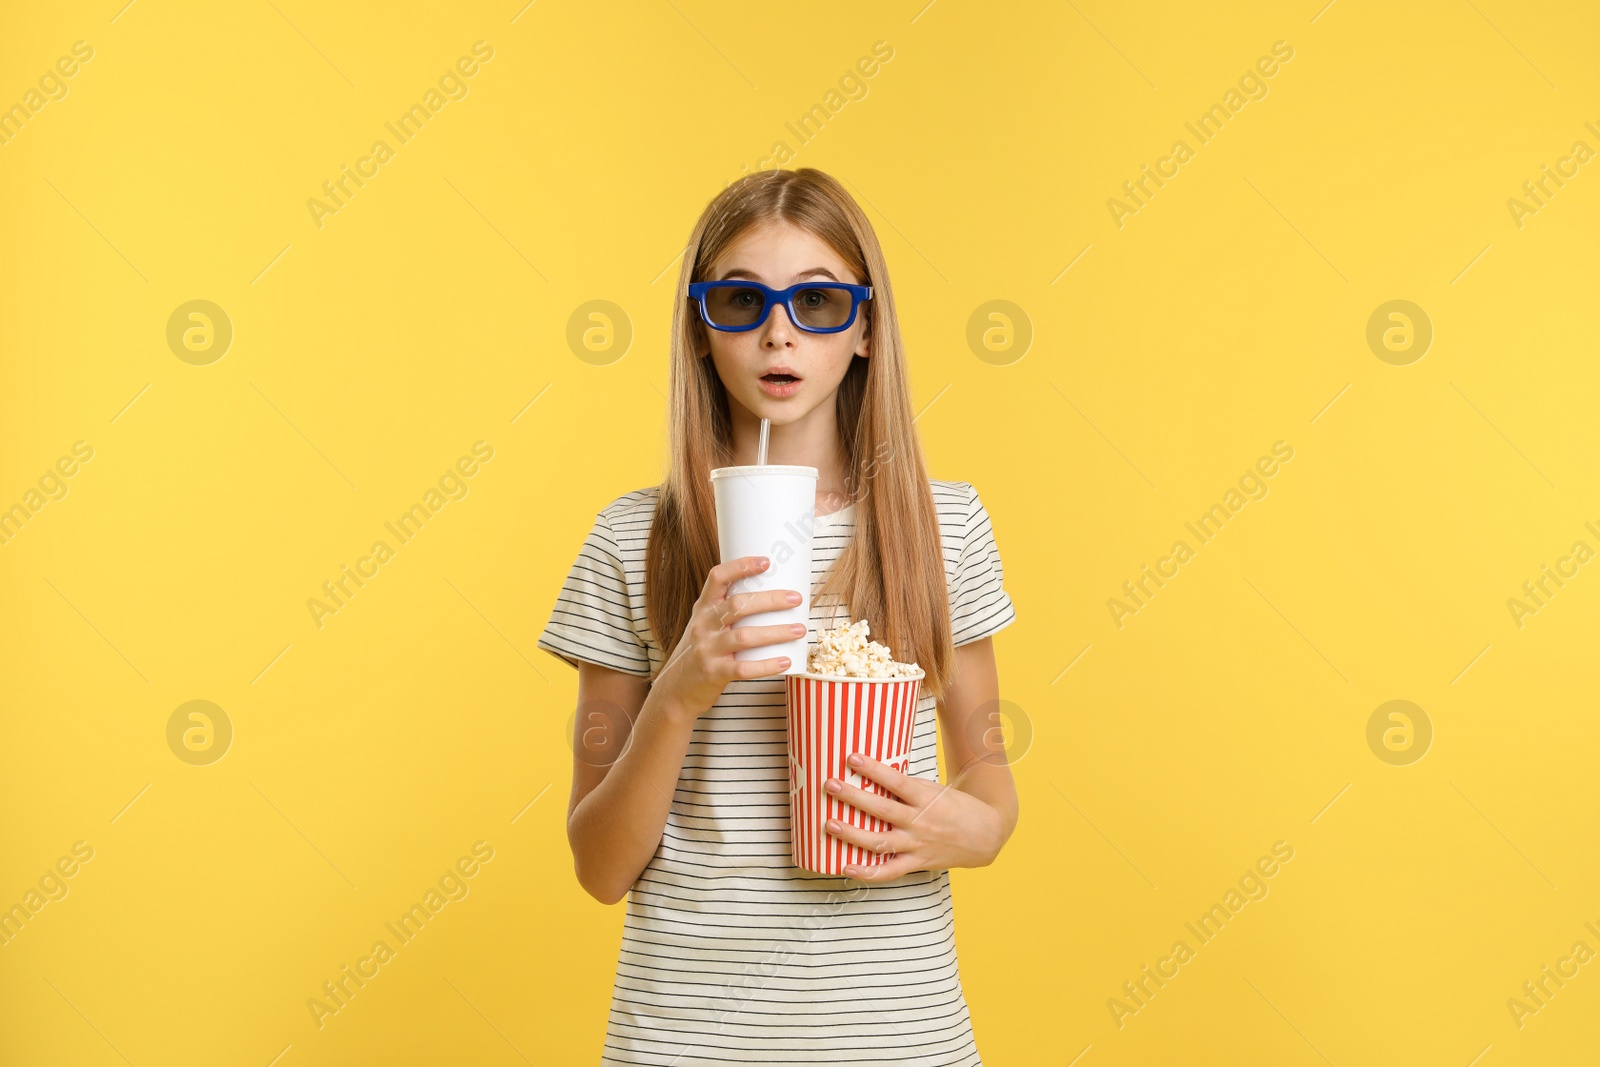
top-left (731, 289), bottom-right (761, 306)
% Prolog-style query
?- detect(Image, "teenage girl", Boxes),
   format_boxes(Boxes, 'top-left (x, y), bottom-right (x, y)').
top-left (538, 167), bottom-right (1019, 1065)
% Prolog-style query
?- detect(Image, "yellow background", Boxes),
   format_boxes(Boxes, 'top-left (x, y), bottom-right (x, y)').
top-left (3, 1), bottom-right (1598, 1064)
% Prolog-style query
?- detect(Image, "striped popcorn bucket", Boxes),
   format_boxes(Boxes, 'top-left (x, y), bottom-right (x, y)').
top-left (785, 669), bottom-right (924, 875)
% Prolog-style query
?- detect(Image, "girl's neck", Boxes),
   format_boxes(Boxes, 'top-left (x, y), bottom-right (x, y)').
top-left (728, 400), bottom-right (850, 513)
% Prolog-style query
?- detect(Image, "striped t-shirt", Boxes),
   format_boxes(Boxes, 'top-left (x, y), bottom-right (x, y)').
top-left (538, 479), bottom-right (1017, 1066)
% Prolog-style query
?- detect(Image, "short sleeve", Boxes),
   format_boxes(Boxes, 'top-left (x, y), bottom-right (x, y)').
top-left (949, 483), bottom-right (1017, 647)
top-left (536, 509), bottom-right (654, 677)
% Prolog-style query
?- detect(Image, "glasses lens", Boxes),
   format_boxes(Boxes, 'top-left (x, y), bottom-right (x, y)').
top-left (703, 286), bottom-right (768, 327)
top-left (792, 286), bottom-right (854, 329)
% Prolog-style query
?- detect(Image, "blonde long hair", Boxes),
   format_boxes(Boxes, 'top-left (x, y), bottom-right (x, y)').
top-left (645, 168), bottom-right (955, 700)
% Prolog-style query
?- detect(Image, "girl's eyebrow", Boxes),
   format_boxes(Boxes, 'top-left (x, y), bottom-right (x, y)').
top-left (718, 267), bottom-right (841, 283)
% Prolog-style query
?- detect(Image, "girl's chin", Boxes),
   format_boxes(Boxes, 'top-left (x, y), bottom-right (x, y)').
top-left (742, 392), bottom-right (814, 420)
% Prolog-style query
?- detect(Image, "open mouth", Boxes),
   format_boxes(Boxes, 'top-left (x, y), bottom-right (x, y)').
top-left (758, 372), bottom-right (803, 398)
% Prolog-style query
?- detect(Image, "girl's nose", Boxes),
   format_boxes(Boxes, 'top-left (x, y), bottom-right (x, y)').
top-left (761, 301), bottom-right (800, 344)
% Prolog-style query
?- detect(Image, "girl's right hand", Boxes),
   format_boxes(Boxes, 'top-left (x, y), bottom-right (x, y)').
top-left (656, 555), bottom-right (805, 719)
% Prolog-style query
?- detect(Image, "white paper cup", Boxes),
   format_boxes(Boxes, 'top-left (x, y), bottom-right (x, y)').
top-left (709, 464), bottom-right (818, 675)
top-left (786, 669), bottom-right (924, 875)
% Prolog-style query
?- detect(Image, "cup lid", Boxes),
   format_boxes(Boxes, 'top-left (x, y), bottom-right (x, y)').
top-left (710, 465), bottom-right (819, 479)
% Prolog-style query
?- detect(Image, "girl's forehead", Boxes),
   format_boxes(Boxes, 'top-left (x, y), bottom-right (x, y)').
top-left (714, 221), bottom-right (854, 282)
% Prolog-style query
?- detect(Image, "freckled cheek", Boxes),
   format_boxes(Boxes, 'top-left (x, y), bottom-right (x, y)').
top-left (705, 342), bottom-right (756, 386)
top-left (810, 341), bottom-right (860, 385)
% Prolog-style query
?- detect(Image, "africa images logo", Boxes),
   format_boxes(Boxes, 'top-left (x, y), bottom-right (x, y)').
top-left (305, 42), bottom-right (495, 230)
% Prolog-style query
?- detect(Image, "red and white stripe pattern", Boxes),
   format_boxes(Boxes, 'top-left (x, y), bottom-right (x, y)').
top-left (786, 671), bottom-right (923, 875)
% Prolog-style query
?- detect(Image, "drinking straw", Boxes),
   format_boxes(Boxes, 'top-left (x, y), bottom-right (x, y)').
top-left (756, 417), bottom-right (770, 465)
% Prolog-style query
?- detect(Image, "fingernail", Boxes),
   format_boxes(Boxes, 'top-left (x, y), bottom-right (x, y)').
top-left (790, 623), bottom-right (806, 635)
top-left (826, 779), bottom-right (841, 792)
top-left (786, 592), bottom-right (801, 604)
top-left (779, 657), bottom-right (791, 667)
top-left (826, 819), bottom-right (839, 830)
top-left (847, 754), bottom-right (862, 767)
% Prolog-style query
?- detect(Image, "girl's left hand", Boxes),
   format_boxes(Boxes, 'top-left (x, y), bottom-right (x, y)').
top-left (823, 753), bottom-right (1005, 881)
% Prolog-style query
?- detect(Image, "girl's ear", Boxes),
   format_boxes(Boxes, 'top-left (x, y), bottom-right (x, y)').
top-left (855, 324), bottom-right (871, 359)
